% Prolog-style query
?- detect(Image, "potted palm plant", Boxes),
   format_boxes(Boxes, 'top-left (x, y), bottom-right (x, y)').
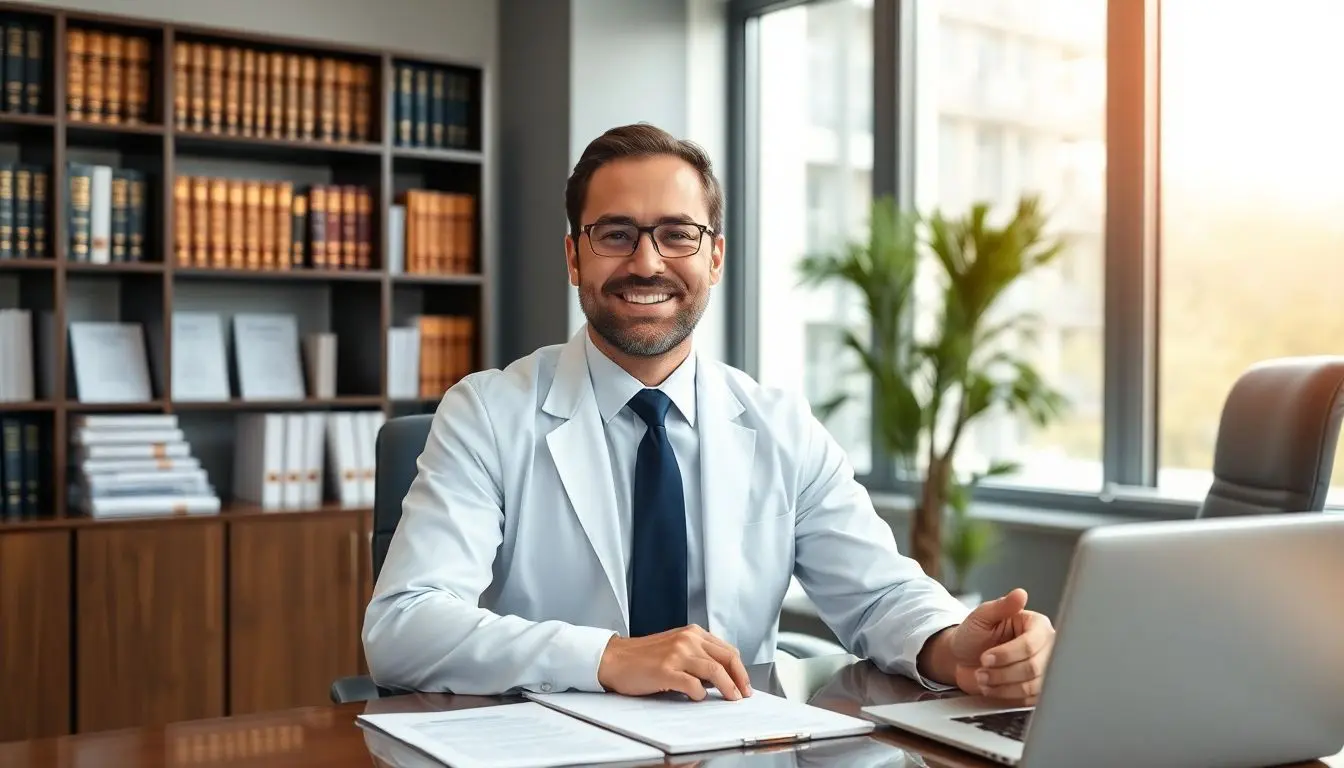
top-left (798, 193), bottom-right (1068, 589)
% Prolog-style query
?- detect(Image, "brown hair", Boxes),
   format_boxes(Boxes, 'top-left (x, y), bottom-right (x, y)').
top-left (565, 123), bottom-right (724, 239)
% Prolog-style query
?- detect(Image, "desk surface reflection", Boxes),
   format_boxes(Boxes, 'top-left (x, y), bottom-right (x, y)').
top-left (2, 654), bottom-right (1339, 767)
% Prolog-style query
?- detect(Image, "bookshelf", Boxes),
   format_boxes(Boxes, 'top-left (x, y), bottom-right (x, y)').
top-left (0, 1), bottom-right (491, 741)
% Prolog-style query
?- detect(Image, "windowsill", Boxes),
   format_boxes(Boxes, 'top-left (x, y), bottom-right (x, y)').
top-left (867, 490), bottom-right (1164, 535)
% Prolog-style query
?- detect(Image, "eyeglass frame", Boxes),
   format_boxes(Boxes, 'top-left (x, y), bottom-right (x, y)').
top-left (579, 221), bottom-right (718, 259)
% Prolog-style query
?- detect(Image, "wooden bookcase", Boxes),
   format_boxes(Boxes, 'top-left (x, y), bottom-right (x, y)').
top-left (0, 1), bottom-right (491, 742)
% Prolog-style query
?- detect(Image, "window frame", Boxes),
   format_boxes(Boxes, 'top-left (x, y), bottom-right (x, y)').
top-left (728, 0), bottom-right (1187, 518)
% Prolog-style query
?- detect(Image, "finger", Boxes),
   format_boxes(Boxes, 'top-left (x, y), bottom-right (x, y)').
top-left (981, 624), bottom-right (1050, 667)
top-left (667, 671), bottom-right (709, 701)
top-left (700, 638), bottom-right (752, 696)
top-left (977, 650), bottom-right (1048, 688)
top-left (980, 676), bottom-right (1043, 702)
top-left (686, 655), bottom-right (743, 700)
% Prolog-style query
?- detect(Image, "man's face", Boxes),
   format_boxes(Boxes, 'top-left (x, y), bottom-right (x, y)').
top-left (566, 155), bottom-right (724, 358)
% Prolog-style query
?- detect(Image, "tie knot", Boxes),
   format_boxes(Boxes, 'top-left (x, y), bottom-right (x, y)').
top-left (628, 388), bottom-right (673, 429)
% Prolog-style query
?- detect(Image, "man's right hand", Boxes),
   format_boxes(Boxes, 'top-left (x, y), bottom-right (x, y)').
top-left (596, 624), bottom-right (753, 701)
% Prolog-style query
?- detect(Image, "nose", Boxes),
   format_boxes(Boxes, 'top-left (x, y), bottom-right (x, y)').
top-left (626, 230), bottom-right (664, 277)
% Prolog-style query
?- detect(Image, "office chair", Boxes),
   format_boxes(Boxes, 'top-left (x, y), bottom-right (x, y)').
top-left (1197, 356), bottom-right (1344, 518)
top-left (330, 414), bottom-right (846, 704)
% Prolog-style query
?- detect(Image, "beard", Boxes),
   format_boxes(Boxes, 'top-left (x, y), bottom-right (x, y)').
top-left (578, 271), bottom-right (708, 357)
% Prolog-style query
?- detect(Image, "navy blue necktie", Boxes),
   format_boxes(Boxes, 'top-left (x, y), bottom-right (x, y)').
top-left (626, 388), bottom-right (688, 637)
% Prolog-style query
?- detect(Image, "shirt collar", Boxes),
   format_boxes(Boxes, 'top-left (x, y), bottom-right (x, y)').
top-left (583, 328), bottom-right (697, 427)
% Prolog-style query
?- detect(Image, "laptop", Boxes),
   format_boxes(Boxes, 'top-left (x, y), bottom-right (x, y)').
top-left (862, 513), bottom-right (1344, 767)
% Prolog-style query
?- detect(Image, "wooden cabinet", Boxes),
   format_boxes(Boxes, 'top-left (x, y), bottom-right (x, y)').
top-left (0, 530), bottom-right (71, 741)
top-left (75, 522), bottom-right (226, 733)
top-left (228, 512), bottom-right (365, 715)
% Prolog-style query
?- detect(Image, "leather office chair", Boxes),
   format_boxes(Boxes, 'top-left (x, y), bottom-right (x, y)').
top-left (330, 414), bottom-right (845, 704)
top-left (1197, 356), bottom-right (1344, 518)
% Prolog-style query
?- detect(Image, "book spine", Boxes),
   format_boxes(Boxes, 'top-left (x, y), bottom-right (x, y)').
top-left (110, 172), bottom-right (128, 262)
top-left (25, 25), bottom-right (42, 114)
top-left (104, 34), bottom-right (123, 124)
top-left (207, 45), bottom-right (223, 133)
top-left (173, 175), bottom-right (191, 265)
top-left (276, 182), bottom-right (293, 269)
top-left (285, 54), bottom-right (300, 139)
top-left (253, 50), bottom-right (268, 137)
top-left (126, 37), bottom-right (147, 124)
top-left (292, 193), bottom-right (307, 268)
top-left (2, 419), bottom-right (21, 519)
top-left (260, 182), bottom-right (276, 269)
top-left (427, 191), bottom-right (441, 274)
top-left (127, 171), bottom-right (144, 261)
top-left (325, 185), bottom-right (342, 267)
top-left (14, 167), bottom-right (30, 259)
top-left (396, 64), bottom-right (412, 147)
top-left (191, 176), bottom-right (208, 266)
top-left (414, 66), bottom-right (428, 147)
top-left (353, 64), bottom-right (369, 142)
top-left (356, 188), bottom-right (371, 270)
top-left (85, 31), bottom-right (103, 121)
top-left (69, 164), bottom-right (92, 262)
top-left (225, 46), bottom-right (241, 135)
top-left (336, 62), bottom-right (352, 142)
top-left (245, 181), bottom-right (261, 269)
top-left (227, 179), bottom-right (244, 268)
top-left (240, 49), bottom-right (256, 136)
top-left (431, 69), bottom-right (445, 149)
top-left (300, 56), bottom-right (316, 140)
top-left (451, 73), bottom-right (470, 147)
top-left (7, 24), bottom-right (25, 113)
top-left (309, 185), bottom-right (326, 268)
top-left (32, 168), bottom-right (46, 259)
top-left (89, 166), bottom-right (112, 263)
top-left (268, 52), bottom-right (284, 138)
top-left (319, 58), bottom-right (336, 141)
top-left (22, 421), bottom-right (41, 517)
top-left (173, 42), bottom-right (188, 129)
top-left (190, 43), bottom-right (206, 131)
top-left (341, 185), bottom-right (357, 268)
top-left (0, 164), bottom-right (11, 259)
top-left (210, 177), bottom-right (228, 267)
top-left (68, 29), bottom-right (86, 120)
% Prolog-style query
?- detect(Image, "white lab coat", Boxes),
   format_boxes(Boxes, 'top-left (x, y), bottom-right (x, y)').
top-left (362, 328), bottom-right (969, 696)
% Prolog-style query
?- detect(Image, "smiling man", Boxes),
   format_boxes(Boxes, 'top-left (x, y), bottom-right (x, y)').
top-left (362, 123), bottom-right (1056, 704)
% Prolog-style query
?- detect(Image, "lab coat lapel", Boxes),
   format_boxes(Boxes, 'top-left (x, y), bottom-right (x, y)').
top-left (697, 359), bottom-right (756, 645)
top-left (542, 331), bottom-right (629, 633)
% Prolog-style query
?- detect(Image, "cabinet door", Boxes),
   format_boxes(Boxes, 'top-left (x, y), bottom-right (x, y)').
top-left (229, 513), bottom-right (362, 715)
top-left (76, 521), bottom-right (226, 732)
top-left (0, 530), bottom-right (71, 741)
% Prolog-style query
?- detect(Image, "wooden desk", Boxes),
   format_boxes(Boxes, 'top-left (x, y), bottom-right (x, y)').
top-left (1, 654), bottom-right (1339, 767)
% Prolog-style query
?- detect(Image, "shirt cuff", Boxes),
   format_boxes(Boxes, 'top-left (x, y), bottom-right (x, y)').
top-left (530, 624), bottom-right (619, 694)
top-left (902, 614), bottom-right (968, 692)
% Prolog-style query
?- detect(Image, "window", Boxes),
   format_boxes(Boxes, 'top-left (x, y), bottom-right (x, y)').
top-left (911, 0), bottom-right (1107, 492)
top-left (755, 0), bottom-right (874, 474)
top-left (1158, 0), bottom-right (1344, 501)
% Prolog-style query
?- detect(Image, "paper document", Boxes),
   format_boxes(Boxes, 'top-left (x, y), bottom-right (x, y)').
top-left (357, 703), bottom-right (664, 768)
top-left (525, 689), bottom-right (875, 754)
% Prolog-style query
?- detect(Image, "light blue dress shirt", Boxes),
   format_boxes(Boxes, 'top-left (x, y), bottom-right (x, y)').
top-left (582, 331), bottom-right (708, 632)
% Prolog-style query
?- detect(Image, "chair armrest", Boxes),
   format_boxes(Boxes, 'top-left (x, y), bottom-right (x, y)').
top-left (330, 674), bottom-right (382, 704)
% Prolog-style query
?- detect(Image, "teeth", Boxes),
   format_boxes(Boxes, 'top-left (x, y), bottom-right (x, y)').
top-left (622, 293), bottom-right (670, 304)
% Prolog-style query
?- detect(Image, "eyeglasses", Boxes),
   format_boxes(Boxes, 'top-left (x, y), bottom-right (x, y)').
top-left (581, 221), bottom-right (715, 259)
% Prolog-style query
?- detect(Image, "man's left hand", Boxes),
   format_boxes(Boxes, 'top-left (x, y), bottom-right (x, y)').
top-left (944, 588), bottom-right (1054, 704)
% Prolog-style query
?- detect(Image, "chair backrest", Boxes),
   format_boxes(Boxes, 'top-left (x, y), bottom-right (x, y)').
top-left (371, 414), bottom-right (434, 580)
top-left (1198, 356), bottom-right (1344, 518)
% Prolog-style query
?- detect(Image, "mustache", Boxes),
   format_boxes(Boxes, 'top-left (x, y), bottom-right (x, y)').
top-left (602, 275), bottom-right (685, 295)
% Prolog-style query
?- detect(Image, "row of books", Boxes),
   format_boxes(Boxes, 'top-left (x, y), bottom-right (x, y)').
top-left (66, 163), bottom-right (148, 264)
top-left (0, 20), bottom-right (43, 114)
top-left (234, 409), bottom-right (382, 510)
top-left (170, 312), bottom-right (337, 404)
top-left (175, 41), bottom-right (375, 144)
top-left (1, 414), bottom-right (44, 520)
top-left (70, 413), bottom-right (220, 519)
top-left (0, 163), bottom-right (48, 260)
top-left (173, 177), bottom-right (373, 272)
top-left (389, 190), bottom-right (476, 275)
top-left (387, 315), bottom-right (476, 400)
top-left (393, 62), bottom-right (473, 150)
top-left (66, 28), bottom-right (151, 124)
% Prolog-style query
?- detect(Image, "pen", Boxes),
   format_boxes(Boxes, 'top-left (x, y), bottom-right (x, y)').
top-left (740, 732), bottom-right (812, 747)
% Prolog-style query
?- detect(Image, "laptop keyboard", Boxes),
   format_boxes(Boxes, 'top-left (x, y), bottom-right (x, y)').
top-left (953, 709), bottom-right (1032, 742)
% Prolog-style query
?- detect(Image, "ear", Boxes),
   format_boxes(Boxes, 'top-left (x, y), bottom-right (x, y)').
top-left (707, 234), bottom-right (726, 286)
top-left (565, 234), bottom-right (580, 287)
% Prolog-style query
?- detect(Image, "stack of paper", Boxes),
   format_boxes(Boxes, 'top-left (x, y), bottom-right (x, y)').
top-left (357, 688), bottom-right (875, 768)
top-left (71, 413), bottom-right (220, 518)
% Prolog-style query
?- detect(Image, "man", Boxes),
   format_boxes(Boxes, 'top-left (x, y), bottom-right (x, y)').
top-left (363, 123), bottom-right (1054, 704)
